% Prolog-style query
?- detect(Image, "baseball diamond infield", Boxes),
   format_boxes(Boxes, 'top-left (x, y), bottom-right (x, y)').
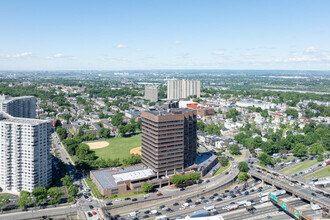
top-left (130, 147), bottom-right (141, 155)
top-left (87, 141), bottom-right (109, 149)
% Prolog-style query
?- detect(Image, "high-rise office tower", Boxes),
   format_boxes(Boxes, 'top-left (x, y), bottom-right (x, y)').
top-left (167, 79), bottom-right (200, 99)
top-left (144, 86), bottom-right (158, 102)
top-left (141, 108), bottom-right (197, 176)
top-left (0, 95), bottom-right (37, 119)
top-left (0, 112), bottom-right (52, 194)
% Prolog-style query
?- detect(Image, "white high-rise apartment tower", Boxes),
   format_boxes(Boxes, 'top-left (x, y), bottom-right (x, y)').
top-left (167, 79), bottom-right (200, 99)
top-left (0, 112), bottom-right (52, 194)
top-left (144, 86), bottom-right (158, 102)
top-left (0, 95), bottom-right (36, 118)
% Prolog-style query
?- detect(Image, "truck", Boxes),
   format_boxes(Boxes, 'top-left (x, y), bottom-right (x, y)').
top-left (271, 190), bottom-right (286, 196)
top-left (322, 160), bottom-right (330, 167)
top-left (259, 191), bottom-right (270, 197)
top-left (236, 199), bottom-right (247, 206)
top-left (190, 209), bottom-right (210, 218)
top-left (150, 210), bottom-right (158, 215)
top-left (204, 204), bottom-right (215, 211)
top-left (227, 204), bottom-right (238, 211)
top-left (260, 196), bottom-right (269, 203)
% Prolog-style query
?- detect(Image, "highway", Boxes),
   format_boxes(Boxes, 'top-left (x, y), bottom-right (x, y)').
top-left (250, 165), bottom-right (330, 212)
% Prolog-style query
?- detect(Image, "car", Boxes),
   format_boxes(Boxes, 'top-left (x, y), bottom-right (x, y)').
top-left (250, 189), bottom-right (255, 193)
top-left (209, 196), bottom-right (214, 199)
top-left (180, 188), bottom-right (185, 191)
top-left (231, 195), bottom-right (237, 198)
top-left (144, 210), bottom-right (150, 214)
top-left (143, 215), bottom-right (149, 219)
top-left (312, 193), bottom-right (316, 196)
top-left (89, 205), bottom-right (94, 209)
top-left (115, 198), bottom-right (122, 202)
top-left (84, 195), bottom-right (88, 199)
top-left (203, 200), bottom-right (209, 203)
top-left (155, 212), bottom-right (162, 216)
top-left (200, 196), bottom-right (205, 200)
top-left (266, 216), bottom-right (272, 219)
top-left (216, 198), bottom-right (222, 201)
top-left (173, 202), bottom-right (179, 206)
top-left (230, 202), bottom-right (235, 205)
top-left (244, 191), bottom-right (249, 195)
top-left (92, 211), bottom-right (97, 215)
top-left (186, 199), bottom-right (192, 203)
top-left (179, 207), bottom-right (185, 210)
top-left (160, 205), bottom-right (165, 209)
top-left (105, 200), bottom-right (112, 206)
top-left (206, 180), bottom-right (210, 183)
top-left (195, 202), bottom-right (201, 205)
top-left (225, 190), bottom-right (229, 193)
top-left (124, 197), bottom-right (131, 200)
top-left (156, 193), bottom-right (163, 196)
top-left (213, 193), bottom-right (218, 196)
top-left (132, 198), bottom-right (138, 201)
top-left (87, 212), bottom-right (93, 217)
top-left (225, 172), bottom-right (229, 175)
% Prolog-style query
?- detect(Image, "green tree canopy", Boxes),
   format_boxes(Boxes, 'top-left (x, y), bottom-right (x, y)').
top-left (258, 153), bottom-right (272, 166)
top-left (197, 121), bottom-right (206, 131)
top-left (16, 191), bottom-right (32, 209)
top-left (238, 162), bottom-right (249, 172)
top-left (0, 194), bottom-right (10, 211)
top-left (238, 172), bottom-right (250, 182)
top-left (309, 143), bottom-right (324, 155)
top-left (32, 187), bottom-right (47, 206)
top-left (56, 126), bottom-right (67, 140)
top-left (219, 156), bottom-right (229, 167)
top-left (47, 187), bottom-right (64, 205)
top-left (292, 143), bottom-right (308, 157)
top-left (111, 113), bottom-right (123, 127)
top-left (141, 182), bottom-right (153, 193)
top-left (228, 144), bottom-right (241, 155)
top-left (287, 108), bottom-right (298, 118)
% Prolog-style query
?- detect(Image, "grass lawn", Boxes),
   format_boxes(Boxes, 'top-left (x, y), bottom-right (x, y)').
top-left (214, 162), bottom-right (231, 176)
top-left (90, 134), bottom-right (141, 160)
top-left (85, 177), bottom-right (102, 198)
top-left (68, 129), bottom-right (76, 134)
top-left (304, 166), bottom-right (330, 181)
top-left (280, 159), bottom-right (318, 175)
top-left (283, 156), bottom-right (298, 161)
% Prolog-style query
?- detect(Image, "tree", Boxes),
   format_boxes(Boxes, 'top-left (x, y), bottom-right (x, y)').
top-left (16, 190), bottom-right (32, 209)
top-left (0, 194), bottom-right (9, 212)
top-left (62, 113), bottom-right (71, 124)
top-left (118, 125), bottom-right (127, 136)
top-left (206, 124), bottom-right (221, 135)
top-left (76, 144), bottom-right (90, 161)
top-left (317, 154), bottom-right (324, 162)
top-left (54, 119), bottom-right (62, 128)
top-left (32, 187), bottom-right (47, 206)
top-left (309, 143), bottom-right (324, 155)
top-left (111, 113), bottom-right (123, 127)
top-left (98, 127), bottom-right (110, 138)
top-left (136, 119), bottom-right (142, 130)
top-left (77, 128), bottom-right (84, 137)
top-left (228, 144), bottom-right (241, 155)
top-left (258, 153), bottom-right (272, 166)
top-left (56, 126), bottom-right (67, 140)
top-left (47, 187), bottom-right (64, 205)
top-left (188, 173), bottom-right (201, 183)
top-left (219, 156), bottom-right (229, 167)
top-left (126, 123), bottom-right (136, 134)
top-left (60, 175), bottom-right (73, 187)
top-left (238, 172), bottom-right (250, 182)
top-left (292, 143), bottom-right (308, 157)
top-left (287, 108), bottom-right (298, 118)
top-left (68, 185), bottom-right (78, 199)
top-left (170, 175), bottom-right (184, 185)
top-left (197, 121), bottom-right (206, 131)
top-left (141, 182), bottom-right (153, 193)
top-left (238, 162), bottom-right (249, 172)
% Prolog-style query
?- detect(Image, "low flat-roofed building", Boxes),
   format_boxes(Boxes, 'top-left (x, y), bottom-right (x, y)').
top-left (90, 164), bottom-right (170, 197)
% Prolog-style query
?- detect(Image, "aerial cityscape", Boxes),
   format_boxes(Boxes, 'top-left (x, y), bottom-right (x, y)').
top-left (0, 1), bottom-right (330, 220)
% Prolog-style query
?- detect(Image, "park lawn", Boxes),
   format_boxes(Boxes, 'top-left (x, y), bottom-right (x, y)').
top-left (304, 166), bottom-right (330, 181)
top-left (68, 129), bottom-right (76, 134)
top-left (283, 156), bottom-right (298, 161)
top-left (281, 159), bottom-right (318, 175)
top-left (90, 134), bottom-right (141, 160)
top-left (214, 162), bottom-right (231, 176)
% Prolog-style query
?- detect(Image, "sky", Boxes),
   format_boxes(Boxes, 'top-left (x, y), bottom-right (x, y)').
top-left (0, 0), bottom-right (330, 70)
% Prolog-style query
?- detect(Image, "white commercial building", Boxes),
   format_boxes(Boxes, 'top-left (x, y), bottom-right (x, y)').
top-left (144, 86), bottom-right (158, 102)
top-left (167, 79), bottom-right (200, 99)
top-left (0, 95), bottom-right (36, 118)
top-left (0, 112), bottom-right (52, 194)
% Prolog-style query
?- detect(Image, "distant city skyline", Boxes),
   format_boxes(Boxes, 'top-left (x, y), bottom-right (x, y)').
top-left (0, 0), bottom-right (330, 70)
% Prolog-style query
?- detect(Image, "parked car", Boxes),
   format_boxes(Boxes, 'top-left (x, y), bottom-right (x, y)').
top-left (156, 193), bottom-right (163, 196)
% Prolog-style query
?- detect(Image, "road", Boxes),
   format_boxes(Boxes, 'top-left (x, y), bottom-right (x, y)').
top-left (250, 165), bottom-right (330, 211)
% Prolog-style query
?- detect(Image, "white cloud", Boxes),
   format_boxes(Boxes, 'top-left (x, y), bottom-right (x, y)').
top-left (212, 50), bottom-right (225, 55)
top-left (47, 53), bottom-right (76, 60)
top-left (116, 44), bottom-right (128, 48)
top-left (304, 46), bottom-right (317, 54)
top-left (175, 40), bottom-right (182, 45)
top-left (0, 52), bottom-right (32, 60)
top-left (136, 48), bottom-right (143, 52)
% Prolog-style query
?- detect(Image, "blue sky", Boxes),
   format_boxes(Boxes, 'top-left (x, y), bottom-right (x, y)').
top-left (0, 0), bottom-right (330, 70)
